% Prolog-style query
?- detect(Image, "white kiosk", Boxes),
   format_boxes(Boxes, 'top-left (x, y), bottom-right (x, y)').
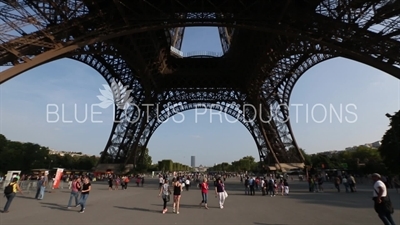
top-left (2, 170), bottom-right (21, 189)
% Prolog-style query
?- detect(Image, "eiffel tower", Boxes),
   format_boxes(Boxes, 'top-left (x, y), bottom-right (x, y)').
top-left (0, 0), bottom-right (399, 171)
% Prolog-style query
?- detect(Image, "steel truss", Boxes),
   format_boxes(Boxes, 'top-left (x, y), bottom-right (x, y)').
top-left (0, 0), bottom-right (399, 169)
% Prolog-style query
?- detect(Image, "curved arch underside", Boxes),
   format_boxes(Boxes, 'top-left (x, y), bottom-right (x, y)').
top-left (0, 0), bottom-right (399, 169)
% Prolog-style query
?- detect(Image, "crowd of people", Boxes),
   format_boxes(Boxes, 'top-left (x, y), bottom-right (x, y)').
top-left (2, 173), bottom-right (93, 213)
top-left (1, 171), bottom-right (397, 225)
top-left (157, 174), bottom-right (228, 214)
top-left (242, 176), bottom-right (290, 196)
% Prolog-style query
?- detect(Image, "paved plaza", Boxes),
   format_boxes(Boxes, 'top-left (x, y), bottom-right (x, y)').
top-left (0, 178), bottom-right (399, 225)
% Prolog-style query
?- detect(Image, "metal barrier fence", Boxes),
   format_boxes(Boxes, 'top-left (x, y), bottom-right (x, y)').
top-left (0, 180), bottom-right (68, 194)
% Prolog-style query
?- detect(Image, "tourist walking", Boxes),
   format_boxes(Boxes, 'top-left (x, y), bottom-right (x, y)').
top-left (334, 176), bottom-right (341, 192)
top-left (261, 179), bottom-right (266, 196)
top-left (342, 176), bottom-right (350, 193)
top-left (215, 179), bottom-right (227, 209)
top-left (172, 178), bottom-right (183, 214)
top-left (3, 177), bottom-right (23, 213)
top-left (125, 176), bottom-right (130, 189)
top-left (185, 178), bottom-right (190, 191)
top-left (283, 179), bottom-right (289, 195)
top-left (267, 179), bottom-right (275, 196)
top-left (249, 177), bottom-right (255, 195)
top-left (34, 176), bottom-right (43, 199)
top-left (115, 176), bottom-right (120, 189)
top-left (159, 175), bottom-right (164, 188)
top-left (244, 177), bottom-right (250, 195)
top-left (108, 176), bottom-right (113, 190)
top-left (199, 178), bottom-right (209, 209)
top-left (36, 174), bottom-right (48, 200)
top-left (349, 174), bottom-right (357, 192)
top-left (158, 179), bottom-right (171, 214)
top-left (77, 177), bottom-right (91, 213)
top-left (371, 173), bottom-right (396, 225)
top-left (317, 176), bottom-right (324, 192)
top-left (67, 177), bottom-right (81, 209)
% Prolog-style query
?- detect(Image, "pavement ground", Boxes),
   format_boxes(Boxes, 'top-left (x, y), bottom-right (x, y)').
top-left (0, 178), bottom-right (399, 225)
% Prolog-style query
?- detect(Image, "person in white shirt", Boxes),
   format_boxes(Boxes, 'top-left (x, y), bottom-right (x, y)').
top-left (185, 178), bottom-right (190, 191)
top-left (260, 179), bottom-right (266, 196)
top-left (342, 176), bottom-right (350, 193)
top-left (371, 173), bottom-right (396, 225)
top-left (159, 176), bottom-right (164, 189)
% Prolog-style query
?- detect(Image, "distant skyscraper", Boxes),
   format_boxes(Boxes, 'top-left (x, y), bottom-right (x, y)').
top-left (191, 156), bottom-right (195, 167)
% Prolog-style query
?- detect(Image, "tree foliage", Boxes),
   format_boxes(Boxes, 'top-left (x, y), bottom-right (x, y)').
top-left (208, 156), bottom-right (259, 172)
top-left (309, 146), bottom-right (387, 174)
top-left (157, 159), bottom-right (190, 172)
top-left (0, 134), bottom-right (98, 174)
top-left (135, 147), bottom-right (152, 172)
top-left (207, 145), bottom-right (392, 175)
top-left (379, 111), bottom-right (400, 174)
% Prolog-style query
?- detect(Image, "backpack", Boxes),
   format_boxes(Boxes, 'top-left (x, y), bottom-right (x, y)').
top-left (4, 183), bottom-right (15, 195)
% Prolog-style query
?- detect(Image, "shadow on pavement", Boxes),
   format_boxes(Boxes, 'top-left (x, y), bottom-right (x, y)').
top-left (114, 206), bottom-right (160, 214)
top-left (254, 223), bottom-right (287, 225)
top-left (16, 195), bottom-right (36, 199)
top-left (151, 203), bottom-right (200, 209)
top-left (285, 191), bottom-right (374, 209)
top-left (39, 202), bottom-right (75, 212)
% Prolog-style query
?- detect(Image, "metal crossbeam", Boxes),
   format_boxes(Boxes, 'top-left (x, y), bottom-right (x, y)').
top-left (0, 0), bottom-right (399, 169)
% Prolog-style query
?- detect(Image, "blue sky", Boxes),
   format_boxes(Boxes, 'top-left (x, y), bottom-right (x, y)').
top-left (0, 27), bottom-right (399, 167)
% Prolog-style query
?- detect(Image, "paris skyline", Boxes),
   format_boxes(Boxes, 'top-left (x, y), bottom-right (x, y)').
top-left (0, 27), bottom-right (399, 166)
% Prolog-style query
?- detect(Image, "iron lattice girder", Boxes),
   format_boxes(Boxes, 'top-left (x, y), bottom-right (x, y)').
top-left (0, 0), bottom-right (399, 66)
top-left (0, 0), bottom-right (90, 63)
top-left (169, 26), bottom-right (185, 50)
top-left (128, 89), bottom-right (271, 162)
top-left (109, 30), bottom-right (169, 78)
top-left (157, 57), bottom-right (247, 89)
top-left (70, 45), bottom-right (148, 163)
top-left (0, 1), bottom-right (399, 82)
top-left (0, 0), bottom-right (399, 166)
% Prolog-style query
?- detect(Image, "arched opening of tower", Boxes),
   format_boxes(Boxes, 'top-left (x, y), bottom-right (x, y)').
top-left (0, 58), bottom-right (114, 156)
top-left (289, 57), bottom-right (399, 157)
top-left (147, 109), bottom-right (259, 171)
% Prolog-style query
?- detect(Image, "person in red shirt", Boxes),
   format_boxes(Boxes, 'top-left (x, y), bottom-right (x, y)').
top-left (199, 178), bottom-right (209, 209)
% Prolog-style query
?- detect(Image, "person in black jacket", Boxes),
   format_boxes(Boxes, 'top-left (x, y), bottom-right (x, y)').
top-left (77, 177), bottom-right (91, 213)
top-left (244, 177), bottom-right (250, 195)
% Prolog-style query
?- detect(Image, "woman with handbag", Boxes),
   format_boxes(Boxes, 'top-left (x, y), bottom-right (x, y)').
top-left (371, 173), bottom-right (396, 225)
top-left (215, 179), bottom-right (227, 209)
top-left (158, 179), bottom-right (171, 214)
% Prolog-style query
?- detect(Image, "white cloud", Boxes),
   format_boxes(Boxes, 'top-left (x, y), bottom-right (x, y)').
top-left (190, 135), bottom-right (201, 139)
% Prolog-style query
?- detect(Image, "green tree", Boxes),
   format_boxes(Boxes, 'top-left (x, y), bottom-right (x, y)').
top-left (300, 148), bottom-right (311, 165)
top-left (220, 162), bottom-right (230, 171)
top-left (0, 134), bottom-right (100, 173)
top-left (158, 159), bottom-right (173, 172)
top-left (135, 147), bottom-right (152, 172)
top-left (379, 111), bottom-right (400, 174)
top-left (0, 134), bottom-right (7, 153)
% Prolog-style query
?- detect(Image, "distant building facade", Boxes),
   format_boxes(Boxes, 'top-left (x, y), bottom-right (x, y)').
top-left (48, 149), bottom-right (95, 157)
top-left (344, 141), bottom-right (381, 151)
top-left (371, 141), bottom-right (381, 148)
top-left (191, 156), bottom-right (195, 167)
top-left (192, 165), bottom-right (208, 172)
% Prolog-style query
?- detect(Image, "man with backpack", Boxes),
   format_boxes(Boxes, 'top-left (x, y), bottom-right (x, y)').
top-left (3, 177), bottom-right (23, 213)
